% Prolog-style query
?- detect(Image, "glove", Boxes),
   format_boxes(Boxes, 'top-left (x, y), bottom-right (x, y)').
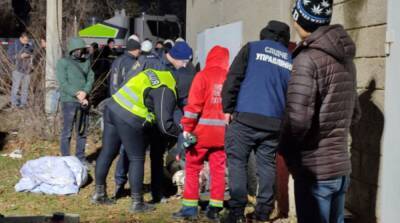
top-left (183, 131), bottom-right (191, 140)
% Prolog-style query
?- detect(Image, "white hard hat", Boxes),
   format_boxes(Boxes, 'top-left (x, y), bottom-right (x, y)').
top-left (128, 34), bottom-right (140, 42)
top-left (141, 40), bottom-right (153, 52)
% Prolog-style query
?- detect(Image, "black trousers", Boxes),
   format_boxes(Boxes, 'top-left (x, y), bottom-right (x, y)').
top-left (113, 126), bottom-right (167, 200)
top-left (226, 120), bottom-right (279, 217)
top-left (95, 107), bottom-right (147, 196)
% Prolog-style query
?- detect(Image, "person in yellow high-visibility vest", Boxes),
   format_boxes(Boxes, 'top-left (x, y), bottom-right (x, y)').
top-left (91, 42), bottom-right (193, 213)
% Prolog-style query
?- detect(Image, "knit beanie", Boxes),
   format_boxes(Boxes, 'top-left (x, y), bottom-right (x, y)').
top-left (292, 0), bottom-right (333, 32)
top-left (260, 20), bottom-right (290, 47)
top-left (169, 42), bottom-right (193, 60)
top-left (126, 39), bottom-right (141, 51)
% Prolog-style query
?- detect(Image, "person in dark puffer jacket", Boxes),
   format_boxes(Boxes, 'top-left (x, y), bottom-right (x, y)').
top-left (280, 1), bottom-right (361, 223)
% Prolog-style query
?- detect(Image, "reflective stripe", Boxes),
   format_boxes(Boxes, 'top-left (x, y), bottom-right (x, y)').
top-left (121, 86), bottom-right (139, 102)
top-left (198, 118), bottom-right (225, 126)
top-left (210, 199), bottom-right (224, 208)
top-left (114, 92), bottom-right (134, 109)
top-left (184, 111), bottom-right (198, 119)
top-left (182, 199), bottom-right (198, 207)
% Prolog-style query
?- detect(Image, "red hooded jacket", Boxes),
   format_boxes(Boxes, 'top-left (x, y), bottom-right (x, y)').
top-left (181, 46), bottom-right (230, 148)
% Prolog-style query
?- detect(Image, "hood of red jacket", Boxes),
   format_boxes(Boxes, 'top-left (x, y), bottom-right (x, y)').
top-left (205, 46), bottom-right (230, 71)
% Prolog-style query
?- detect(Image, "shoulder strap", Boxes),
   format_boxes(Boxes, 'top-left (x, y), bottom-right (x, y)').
top-left (66, 57), bottom-right (88, 80)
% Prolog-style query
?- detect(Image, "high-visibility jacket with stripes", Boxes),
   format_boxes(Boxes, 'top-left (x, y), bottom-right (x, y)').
top-left (181, 46), bottom-right (229, 148)
top-left (112, 69), bottom-right (177, 123)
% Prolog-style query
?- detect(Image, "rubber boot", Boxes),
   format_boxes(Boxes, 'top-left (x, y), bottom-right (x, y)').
top-left (172, 206), bottom-right (198, 220)
top-left (206, 206), bottom-right (222, 222)
top-left (130, 194), bottom-right (155, 213)
top-left (91, 185), bottom-right (115, 205)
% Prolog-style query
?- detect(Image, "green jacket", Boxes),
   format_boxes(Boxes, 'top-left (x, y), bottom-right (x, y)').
top-left (56, 37), bottom-right (94, 103)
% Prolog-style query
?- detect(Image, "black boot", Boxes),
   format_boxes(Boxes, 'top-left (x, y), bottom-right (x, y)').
top-left (130, 194), bottom-right (155, 213)
top-left (91, 185), bottom-right (115, 205)
top-left (205, 206), bottom-right (222, 222)
top-left (112, 184), bottom-right (125, 200)
top-left (221, 208), bottom-right (245, 223)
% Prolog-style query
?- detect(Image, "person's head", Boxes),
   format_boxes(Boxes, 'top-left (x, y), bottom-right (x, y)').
top-left (107, 38), bottom-right (115, 48)
top-left (126, 38), bottom-right (141, 57)
top-left (67, 37), bottom-right (87, 59)
top-left (19, 32), bottom-right (29, 45)
top-left (141, 40), bottom-right (153, 54)
top-left (163, 39), bottom-right (174, 53)
top-left (89, 42), bottom-right (99, 54)
top-left (260, 20), bottom-right (290, 47)
top-left (166, 41), bottom-right (193, 69)
top-left (155, 41), bottom-right (164, 49)
top-left (292, 0), bottom-right (333, 40)
top-left (40, 37), bottom-right (46, 49)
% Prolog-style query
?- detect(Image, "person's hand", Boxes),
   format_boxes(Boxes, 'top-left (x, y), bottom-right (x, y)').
top-left (81, 99), bottom-right (89, 106)
top-left (20, 53), bottom-right (30, 59)
top-left (183, 131), bottom-right (191, 140)
top-left (76, 91), bottom-right (87, 102)
top-left (224, 113), bottom-right (233, 125)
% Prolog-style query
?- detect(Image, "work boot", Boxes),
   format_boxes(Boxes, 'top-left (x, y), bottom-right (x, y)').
top-left (205, 206), bottom-right (222, 222)
top-left (130, 194), bottom-right (155, 213)
top-left (112, 184), bottom-right (125, 200)
top-left (91, 185), bottom-right (115, 205)
top-left (220, 208), bottom-right (245, 223)
top-left (246, 212), bottom-right (271, 223)
top-left (253, 204), bottom-right (272, 222)
top-left (172, 206), bottom-right (198, 220)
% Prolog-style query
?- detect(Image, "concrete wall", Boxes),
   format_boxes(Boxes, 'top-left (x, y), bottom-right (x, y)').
top-left (332, 0), bottom-right (387, 222)
top-left (186, 0), bottom-right (296, 58)
top-left (380, 0), bottom-right (400, 221)
top-left (186, 0), bottom-right (388, 222)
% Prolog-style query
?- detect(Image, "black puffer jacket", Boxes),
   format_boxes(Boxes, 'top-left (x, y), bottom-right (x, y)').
top-left (280, 24), bottom-right (361, 180)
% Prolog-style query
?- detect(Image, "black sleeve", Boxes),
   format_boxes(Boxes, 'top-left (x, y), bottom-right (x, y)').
top-left (221, 43), bottom-right (250, 113)
top-left (148, 87), bottom-right (181, 138)
top-left (109, 58), bottom-right (122, 95)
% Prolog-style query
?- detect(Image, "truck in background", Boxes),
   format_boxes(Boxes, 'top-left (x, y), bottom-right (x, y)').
top-left (79, 9), bottom-right (182, 48)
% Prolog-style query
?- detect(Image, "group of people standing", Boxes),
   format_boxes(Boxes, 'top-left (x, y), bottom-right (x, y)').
top-left (54, 0), bottom-right (360, 222)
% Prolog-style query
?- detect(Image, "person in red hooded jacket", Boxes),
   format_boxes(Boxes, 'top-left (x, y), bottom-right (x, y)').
top-left (172, 46), bottom-right (230, 221)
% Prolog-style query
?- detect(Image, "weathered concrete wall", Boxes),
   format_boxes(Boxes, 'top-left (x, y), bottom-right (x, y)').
top-left (332, 0), bottom-right (387, 222)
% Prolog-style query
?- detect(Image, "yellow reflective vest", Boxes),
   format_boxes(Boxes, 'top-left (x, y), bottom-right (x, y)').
top-left (112, 69), bottom-right (177, 122)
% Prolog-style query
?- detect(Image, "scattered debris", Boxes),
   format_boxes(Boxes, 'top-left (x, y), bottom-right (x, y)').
top-left (1, 148), bottom-right (22, 159)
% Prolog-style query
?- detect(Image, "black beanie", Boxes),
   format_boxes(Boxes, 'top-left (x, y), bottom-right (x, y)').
top-left (126, 39), bottom-right (141, 51)
top-left (292, 0), bottom-right (333, 33)
top-left (260, 20), bottom-right (290, 47)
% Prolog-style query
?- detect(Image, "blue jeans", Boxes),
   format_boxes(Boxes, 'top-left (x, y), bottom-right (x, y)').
top-left (60, 102), bottom-right (88, 160)
top-left (294, 175), bottom-right (350, 223)
top-left (11, 70), bottom-right (31, 107)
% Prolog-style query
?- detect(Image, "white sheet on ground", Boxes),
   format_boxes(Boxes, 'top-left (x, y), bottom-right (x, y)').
top-left (15, 156), bottom-right (88, 195)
